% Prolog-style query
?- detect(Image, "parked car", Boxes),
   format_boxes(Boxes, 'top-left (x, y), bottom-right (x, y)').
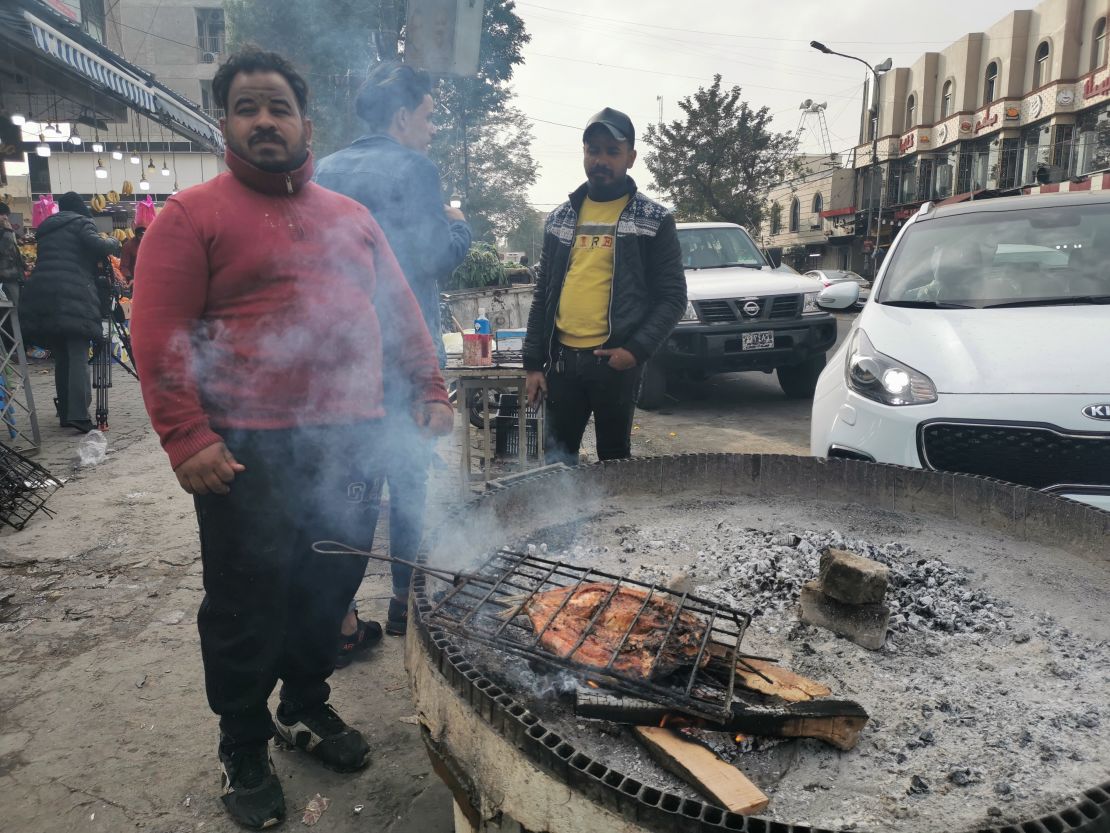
top-left (637, 222), bottom-right (857, 409)
top-left (810, 191), bottom-right (1110, 510)
top-left (804, 269), bottom-right (871, 304)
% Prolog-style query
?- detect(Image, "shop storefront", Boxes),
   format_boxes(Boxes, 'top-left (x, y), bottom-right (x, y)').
top-left (0, 0), bottom-right (222, 225)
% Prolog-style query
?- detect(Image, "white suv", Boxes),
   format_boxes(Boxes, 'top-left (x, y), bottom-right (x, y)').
top-left (810, 192), bottom-right (1110, 510)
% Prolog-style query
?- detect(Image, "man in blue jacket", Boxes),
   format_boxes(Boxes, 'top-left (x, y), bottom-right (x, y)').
top-left (315, 62), bottom-right (468, 644)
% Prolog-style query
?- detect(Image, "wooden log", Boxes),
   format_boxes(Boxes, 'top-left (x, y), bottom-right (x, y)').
top-left (634, 726), bottom-right (769, 815)
top-left (576, 691), bottom-right (869, 751)
top-left (735, 658), bottom-right (832, 702)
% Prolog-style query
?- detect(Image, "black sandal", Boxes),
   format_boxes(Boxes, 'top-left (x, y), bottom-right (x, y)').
top-left (335, 616), bottom-right (383, 668)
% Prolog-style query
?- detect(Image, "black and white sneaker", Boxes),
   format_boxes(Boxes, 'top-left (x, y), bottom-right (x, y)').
top-left (273, 703), bottom-right (370, 773)
top-left (218, 743), bottom-right (285, 829)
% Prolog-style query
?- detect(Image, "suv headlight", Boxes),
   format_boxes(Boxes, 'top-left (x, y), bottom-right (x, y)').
top-left (803, 291), bottom-right (821, 314)
top-left (679, 301), bottom-right (699, 322)
top-left (845, 329), bottom-right (937, 406)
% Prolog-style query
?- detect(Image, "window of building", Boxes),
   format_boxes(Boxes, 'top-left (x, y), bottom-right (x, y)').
top-left (200, 80), bottom-right (224, 120)
top-left (1093, 19), bottom-right (1107, 72)
top-left (906, 94), bottom-right (916, 130)
top-left (941, 81), bottom-right (953, 118)
top-left (1033, 41), bottom-right (1050, 88)
top-left (197, 8), bottom-right (226, 60)
top-left (789, 198), bottom-right (800, 233)
top-left (81, 0), bottom-right (106, 43)
top-left (812, 193), bottom-right (823, 215)
top-left (985, 62), bottom-right (999, 105)
top-left (770, 203), bottom-right (782, 235)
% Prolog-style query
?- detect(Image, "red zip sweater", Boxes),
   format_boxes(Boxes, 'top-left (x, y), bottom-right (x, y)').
top-left (131, 149), bottom-right (448, 469)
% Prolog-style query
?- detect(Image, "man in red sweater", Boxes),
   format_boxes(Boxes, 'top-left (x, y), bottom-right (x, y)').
top-left (131, 48), bottom-right (452, 829)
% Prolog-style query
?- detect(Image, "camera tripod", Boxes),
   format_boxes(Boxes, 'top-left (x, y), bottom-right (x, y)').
top-left (92, 290), bottom-right (139, 431)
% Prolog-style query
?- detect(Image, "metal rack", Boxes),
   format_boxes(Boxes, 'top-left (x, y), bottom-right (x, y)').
top-left (0, 298), bottom-right (41, 453)
top-left (426, 549), bottom-right (752, 722)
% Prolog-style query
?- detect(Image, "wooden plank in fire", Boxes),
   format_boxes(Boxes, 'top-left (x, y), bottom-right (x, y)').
top-left (633, 726), bottom-right (769, 815)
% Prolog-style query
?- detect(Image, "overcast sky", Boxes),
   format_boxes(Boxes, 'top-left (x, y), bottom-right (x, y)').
top-left (509, 0), bottom-right (1023, 210)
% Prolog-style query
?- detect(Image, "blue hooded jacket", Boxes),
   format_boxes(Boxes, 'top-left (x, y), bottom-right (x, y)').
top-left (315, 135), bottom-right (471, 367)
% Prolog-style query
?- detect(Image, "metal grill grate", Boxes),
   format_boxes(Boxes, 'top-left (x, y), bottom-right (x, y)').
top-left (0, 443), bottom-right (62, 530)
top-left (425, 550), bottom-right (753, 722)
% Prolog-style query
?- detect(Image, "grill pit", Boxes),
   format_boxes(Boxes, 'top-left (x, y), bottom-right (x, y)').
top-left (408, 455), bottom-right (1110, 833)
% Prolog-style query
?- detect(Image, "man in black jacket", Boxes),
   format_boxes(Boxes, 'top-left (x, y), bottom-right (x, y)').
top-left (21, 192), bottom-right (119, 432)
top-left (524, 108), bottom-right (686, 465)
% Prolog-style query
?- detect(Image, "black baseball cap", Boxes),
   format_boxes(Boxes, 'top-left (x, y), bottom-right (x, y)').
top-left (583, 107), bottom-right (635, 147)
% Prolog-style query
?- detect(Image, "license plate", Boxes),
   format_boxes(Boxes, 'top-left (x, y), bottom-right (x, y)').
top-left (741, 331), bottom-right (775, 351)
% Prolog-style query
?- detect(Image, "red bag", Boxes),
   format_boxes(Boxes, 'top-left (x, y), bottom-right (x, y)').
top-left (135, 196), bottom-right (157, 228)
top-left (31, 195), bottom-right (58, 228)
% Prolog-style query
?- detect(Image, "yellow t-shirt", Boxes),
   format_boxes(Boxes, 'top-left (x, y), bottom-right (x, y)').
top-left (555, 195), bottom-right (630, 348)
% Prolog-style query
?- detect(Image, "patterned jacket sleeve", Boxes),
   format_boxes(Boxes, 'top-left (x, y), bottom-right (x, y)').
top-left (624, 212), bottom-right (687, 364)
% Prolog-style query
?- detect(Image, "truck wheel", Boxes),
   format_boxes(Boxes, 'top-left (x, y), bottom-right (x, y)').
top-left (636, 362), bottom-right (668, 410)
top-left (777, 354), bottom-right (827, 399)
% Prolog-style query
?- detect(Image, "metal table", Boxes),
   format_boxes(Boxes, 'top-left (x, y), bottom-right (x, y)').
top-left (444, 363), bottom-right (545, 493)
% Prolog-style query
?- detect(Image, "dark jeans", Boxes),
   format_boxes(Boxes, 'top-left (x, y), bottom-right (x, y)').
top-left (194, 423), bottom-right (383, 748)
top-left (545, 346), bottom-right (643, 466)
top-left (50, 337), bottom-right (92, 424)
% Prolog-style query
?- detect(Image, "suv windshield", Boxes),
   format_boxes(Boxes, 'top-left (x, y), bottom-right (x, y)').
top-left (678, 227), bottom-right (765, 270)
top-left (877, 203), bottom-right (1110, 308)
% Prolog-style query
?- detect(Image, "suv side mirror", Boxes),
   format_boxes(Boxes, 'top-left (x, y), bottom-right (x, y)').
top-left (816, 281), bottom-right (860, 310)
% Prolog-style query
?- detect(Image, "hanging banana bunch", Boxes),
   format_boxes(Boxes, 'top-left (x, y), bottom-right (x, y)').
top-left (121, 181), bottom-right (134, 196)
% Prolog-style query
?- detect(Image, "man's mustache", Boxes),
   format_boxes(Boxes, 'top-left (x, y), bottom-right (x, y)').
top-left (249, 131), bottom-right (286, 147)
top-left (588, 167), bottom-right (612, 177)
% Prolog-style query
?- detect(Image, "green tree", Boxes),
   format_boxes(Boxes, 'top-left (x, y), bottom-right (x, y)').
top-left (224, 0), bottom-right (403, 157)
top-left (224, 0), bottom-right (529, 159)
top-left (504, 207), bottom-right (546, 262)
top-left (431, 106), bottom-right (538, 244)
top-left (644, 75), bottom-right (796, 230)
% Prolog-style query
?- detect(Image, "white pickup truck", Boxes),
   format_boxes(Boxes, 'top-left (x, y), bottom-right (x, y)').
top-left (637, 222), bottom-right (856, 409)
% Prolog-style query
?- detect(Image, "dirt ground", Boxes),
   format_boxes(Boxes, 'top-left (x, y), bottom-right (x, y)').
top-left (1, 316), bottom-right (850, 833)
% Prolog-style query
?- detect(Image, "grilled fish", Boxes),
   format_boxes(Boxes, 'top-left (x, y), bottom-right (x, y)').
top-left (513, 583), bottom-right (708, 680)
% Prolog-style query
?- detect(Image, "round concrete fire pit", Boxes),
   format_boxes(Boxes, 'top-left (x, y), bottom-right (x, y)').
top-left (406, 455), bottom-right (1110, 833)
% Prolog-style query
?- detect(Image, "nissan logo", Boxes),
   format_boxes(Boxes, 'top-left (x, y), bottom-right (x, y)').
top-left (742, 301), bottom-right (761, 317)
top-left (1082, 403), bottom-right (1110, 420)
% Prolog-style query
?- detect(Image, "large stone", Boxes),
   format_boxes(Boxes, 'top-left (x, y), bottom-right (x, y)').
top-left (819, 548), bottom-right (889, 605)
top-left (799, 581), bottom-right (890, 651)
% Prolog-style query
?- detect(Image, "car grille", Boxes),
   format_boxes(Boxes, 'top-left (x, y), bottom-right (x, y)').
top-left (694, 294), bottom-right (802, 324)
top-left (918, 422), bottom-right (1110, 491)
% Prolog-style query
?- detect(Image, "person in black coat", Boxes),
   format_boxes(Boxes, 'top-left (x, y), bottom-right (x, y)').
top-left (20, 192), bottom-right (120, 432)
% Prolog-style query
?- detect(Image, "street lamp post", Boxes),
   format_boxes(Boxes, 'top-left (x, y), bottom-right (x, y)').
top-left (811, 41), bottom-right (891, 277)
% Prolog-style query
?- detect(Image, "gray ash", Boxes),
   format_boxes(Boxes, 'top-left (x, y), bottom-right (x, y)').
top-left (493, 501), bottom-right (1109, 833)
top-left (571, 525), bottom-right (1014, 638)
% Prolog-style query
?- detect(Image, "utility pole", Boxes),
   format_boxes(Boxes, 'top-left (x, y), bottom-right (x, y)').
top-left (811, 42), bottom-right (891, 277)
top-left (657, 95), bottom-right (663, 127)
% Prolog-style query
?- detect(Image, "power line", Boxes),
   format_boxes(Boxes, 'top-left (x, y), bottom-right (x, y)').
top-left (527, 52), bottom-right (862, 100)
top-left (521, 8), bottom-right (864, 84)
top-left (516, 1), bottom-right (964, 47)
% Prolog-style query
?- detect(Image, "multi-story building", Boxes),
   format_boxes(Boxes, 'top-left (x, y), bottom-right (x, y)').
top-left (86, 0), bottom-right (227, 195)
top-left (855, 0), bottom-right (1110, 259)
top-left (1, 0), bottom-right (224, 213)
top-left (760, 154), bottom-right (859, 273)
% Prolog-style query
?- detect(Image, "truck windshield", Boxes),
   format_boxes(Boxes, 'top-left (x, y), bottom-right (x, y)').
top-left (678, 227), bottom-right (765, 270)
top-left (877, 204), bottom-right (1110, 308)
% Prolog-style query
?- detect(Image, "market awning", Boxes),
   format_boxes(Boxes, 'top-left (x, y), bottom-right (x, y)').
top-left (0, 0), bottom-right (223, 152)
